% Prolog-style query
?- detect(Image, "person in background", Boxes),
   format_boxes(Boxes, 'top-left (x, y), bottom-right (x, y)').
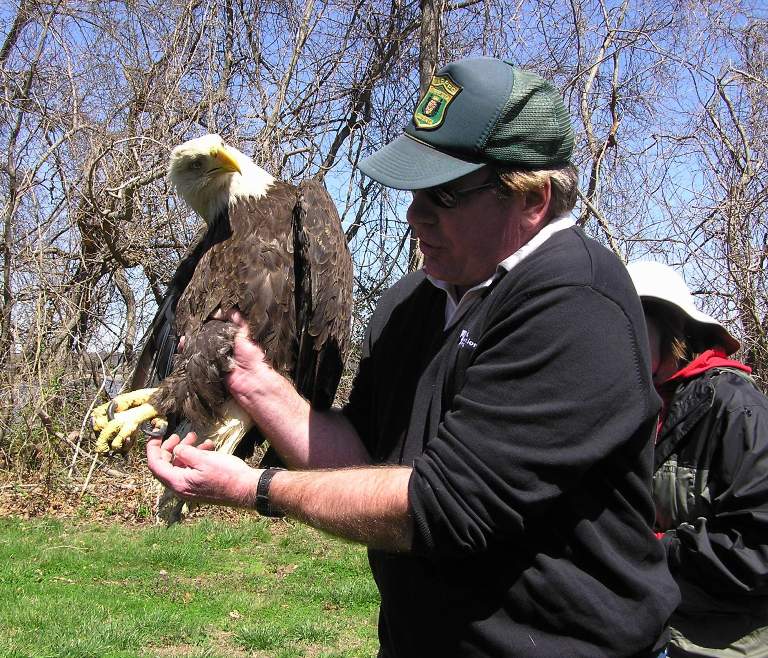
top-left (627, 261), bottom-right (768, 658)
top-left (147, 57), bottom-right (680, 657)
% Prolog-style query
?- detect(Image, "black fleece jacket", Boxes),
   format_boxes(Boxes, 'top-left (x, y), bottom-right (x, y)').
top-left (344, 226), bottom-right (679, 657)
top-left (654, 369), bottom-right (768, 618)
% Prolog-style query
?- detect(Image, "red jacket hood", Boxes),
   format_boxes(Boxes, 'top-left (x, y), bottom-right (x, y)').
top-left (664, 348), bottom-right (751, 385)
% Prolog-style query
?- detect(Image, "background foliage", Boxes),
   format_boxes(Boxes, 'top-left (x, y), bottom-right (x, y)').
top-left (1, 0), bottom-right (766, 479)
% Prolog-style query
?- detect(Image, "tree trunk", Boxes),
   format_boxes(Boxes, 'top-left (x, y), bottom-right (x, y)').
top-left (409, 0), bottom-right (443, 273)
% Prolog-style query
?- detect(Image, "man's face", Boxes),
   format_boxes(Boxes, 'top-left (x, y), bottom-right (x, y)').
top-left (406, 168), bottom-right (530, 291)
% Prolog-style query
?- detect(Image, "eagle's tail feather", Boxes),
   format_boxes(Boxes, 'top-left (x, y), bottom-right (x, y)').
top-left (210, 399), bottom-right (254, 454)
top-left (155, 486), bottom-right (191, 525)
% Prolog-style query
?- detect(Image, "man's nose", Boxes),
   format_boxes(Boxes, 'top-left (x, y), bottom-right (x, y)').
top-left (407, 191), bottom-right (438, 226)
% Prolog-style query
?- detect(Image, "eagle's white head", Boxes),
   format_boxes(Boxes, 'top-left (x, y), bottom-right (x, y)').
top-left (168, 134), bottom-right (274, 224)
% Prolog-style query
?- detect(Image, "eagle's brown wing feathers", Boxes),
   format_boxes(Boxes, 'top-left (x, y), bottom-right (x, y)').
top-left (293, 179), bottom-right (353, 408)
top-left (130, 220), bottom-right (228, 391)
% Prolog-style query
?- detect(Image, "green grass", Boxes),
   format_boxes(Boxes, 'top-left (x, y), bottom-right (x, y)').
top-left (0, 516), bottom-right (379, 657)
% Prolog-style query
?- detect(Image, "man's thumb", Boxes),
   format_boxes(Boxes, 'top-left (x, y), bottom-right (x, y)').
top-left (173, 443), bottom-right (205, 468)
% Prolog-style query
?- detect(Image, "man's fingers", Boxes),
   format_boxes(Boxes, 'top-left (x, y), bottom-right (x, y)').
top-left (161, 433), bottom-right (182, 451)
top-left (146, 439), bottom-right (174, 483)
top-left (170, 442), bottom-right (207, 469)
top-left (210, 307), bottom-right (249, 341)
top-left (225, 309), bottom-right (251, 340)
top-left (146, 437), bottom-right (173, 465)
top-left (210, 306), bottom-right (242, 321)
top-left (147, 438), bottom-right (165, 460)
top-left (180, 432), bottom-right (199, 446)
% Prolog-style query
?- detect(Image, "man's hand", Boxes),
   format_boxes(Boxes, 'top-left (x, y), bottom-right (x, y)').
top-left (146, 432), bottom-right (262, 508)
top-left (218, 310), bottom-right (272, 403)
top-left (210, 307), bottom-right (371, 470)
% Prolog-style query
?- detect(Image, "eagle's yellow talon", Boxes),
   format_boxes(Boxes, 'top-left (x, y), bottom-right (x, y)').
top-left (91, 388), bottom-right (158, 437)
top-left (91, 404), bottom-right (111, 433)
top-left (145, 417), bottom-right (168, 438)
top-left (92, 400), bottom-right (162, 454)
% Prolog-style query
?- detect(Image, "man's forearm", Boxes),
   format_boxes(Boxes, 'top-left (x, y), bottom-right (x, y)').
top-left (236, 365), bottom-right (371, 469)
top-left (268, 467), bottom-right (414, 552)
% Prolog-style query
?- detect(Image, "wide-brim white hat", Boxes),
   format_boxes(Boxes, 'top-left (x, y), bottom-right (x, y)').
top-left (627, 261), bottom-right (740, 356)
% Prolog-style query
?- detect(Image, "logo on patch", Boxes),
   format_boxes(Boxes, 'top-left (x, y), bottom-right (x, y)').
top-left (413, 74), bottom-right (462, 130)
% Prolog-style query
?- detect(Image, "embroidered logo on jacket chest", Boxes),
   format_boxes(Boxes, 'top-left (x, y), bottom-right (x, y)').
top-left (458, 329), bottom-right (478, 350)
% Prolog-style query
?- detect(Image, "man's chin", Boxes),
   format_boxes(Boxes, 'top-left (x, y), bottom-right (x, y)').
top-left (422, 261), bottom-right (442, 279)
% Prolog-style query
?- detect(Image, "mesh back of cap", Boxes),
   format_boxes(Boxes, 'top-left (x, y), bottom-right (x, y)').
top-left (484, 69), bottom-right (574, 167)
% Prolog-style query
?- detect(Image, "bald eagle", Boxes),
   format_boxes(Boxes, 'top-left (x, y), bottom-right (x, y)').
top-left (91, 134), bottom-right (353, 468)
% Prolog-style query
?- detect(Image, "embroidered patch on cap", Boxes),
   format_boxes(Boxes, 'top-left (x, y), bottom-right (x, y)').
top-left (413, 74), bottom-right (462, 130)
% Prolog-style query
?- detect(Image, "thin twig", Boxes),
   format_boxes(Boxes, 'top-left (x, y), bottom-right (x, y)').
top-left (576, 188), bottom-right (622, 259)
top-left (71, 352), bottom-right (107, 478)
top-left (81, 451), bottom-right (100, 495)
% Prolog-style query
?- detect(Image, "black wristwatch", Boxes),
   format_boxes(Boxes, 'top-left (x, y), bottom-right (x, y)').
top-left (254, 468), bottom-right (284, 518)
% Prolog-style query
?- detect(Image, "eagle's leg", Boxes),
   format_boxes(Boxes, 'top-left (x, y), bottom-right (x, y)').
top-left (92, 400), bottom-right (166, 454)
top-left (209, 400), bottom-right (254, 454)
top-left (155, 484), bottom-right (191, 526)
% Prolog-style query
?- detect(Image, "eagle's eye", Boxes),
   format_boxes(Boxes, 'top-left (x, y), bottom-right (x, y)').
top-left (190, 159), bottom-right (203, 171)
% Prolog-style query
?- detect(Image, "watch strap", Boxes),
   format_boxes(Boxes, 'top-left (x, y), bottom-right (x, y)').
top-left (254, 467), bottom-right (284, 517)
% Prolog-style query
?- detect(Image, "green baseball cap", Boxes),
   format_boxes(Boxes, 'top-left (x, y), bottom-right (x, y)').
top-left (359, 57), bottom-right (574, 190)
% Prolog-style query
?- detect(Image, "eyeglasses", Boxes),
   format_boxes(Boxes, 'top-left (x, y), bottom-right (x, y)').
top-left (421, 180), bottom-right (497, 209)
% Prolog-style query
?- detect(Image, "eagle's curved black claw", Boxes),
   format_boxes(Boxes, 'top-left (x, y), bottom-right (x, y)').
top-left (107, 399), bottom-right (118, 421)
top-left (141, 419), bottom-right (168, 439)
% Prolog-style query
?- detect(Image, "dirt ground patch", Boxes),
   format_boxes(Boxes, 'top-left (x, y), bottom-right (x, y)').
top-left (0, 459), bottom-right (253, 525)
top-left (145, 631), bottom-right (250, 658)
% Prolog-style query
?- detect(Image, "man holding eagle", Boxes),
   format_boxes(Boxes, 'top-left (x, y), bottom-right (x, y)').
top-left (114, 57), bottom-right (678, 657)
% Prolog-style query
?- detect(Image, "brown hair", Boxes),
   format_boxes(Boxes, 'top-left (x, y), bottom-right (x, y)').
top-left (642, 300), bottom-right (707, 367)
top-left (493, 163), bottom-right (579, 220)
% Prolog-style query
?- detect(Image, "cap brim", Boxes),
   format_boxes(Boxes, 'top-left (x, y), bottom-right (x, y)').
top-left (358, 135), bottom-right (485, 190)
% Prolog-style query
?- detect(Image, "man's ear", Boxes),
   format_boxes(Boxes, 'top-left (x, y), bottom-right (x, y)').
top-left (522, 178), bottom-right (552, 224)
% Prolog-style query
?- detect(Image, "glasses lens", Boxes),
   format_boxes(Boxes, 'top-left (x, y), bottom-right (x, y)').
top-left (426, 186), bottom-right (456, 208)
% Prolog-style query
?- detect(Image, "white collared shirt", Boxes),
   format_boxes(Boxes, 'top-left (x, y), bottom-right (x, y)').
top-left (427, 215), bottom-right (576, 329)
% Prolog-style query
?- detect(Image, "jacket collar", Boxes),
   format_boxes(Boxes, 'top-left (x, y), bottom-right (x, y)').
top-left (654, 375), bottom-right (715, 471)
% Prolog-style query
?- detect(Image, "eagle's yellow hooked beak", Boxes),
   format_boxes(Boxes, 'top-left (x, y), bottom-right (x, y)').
top-left (211, 146), bottom-right (242, 174)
